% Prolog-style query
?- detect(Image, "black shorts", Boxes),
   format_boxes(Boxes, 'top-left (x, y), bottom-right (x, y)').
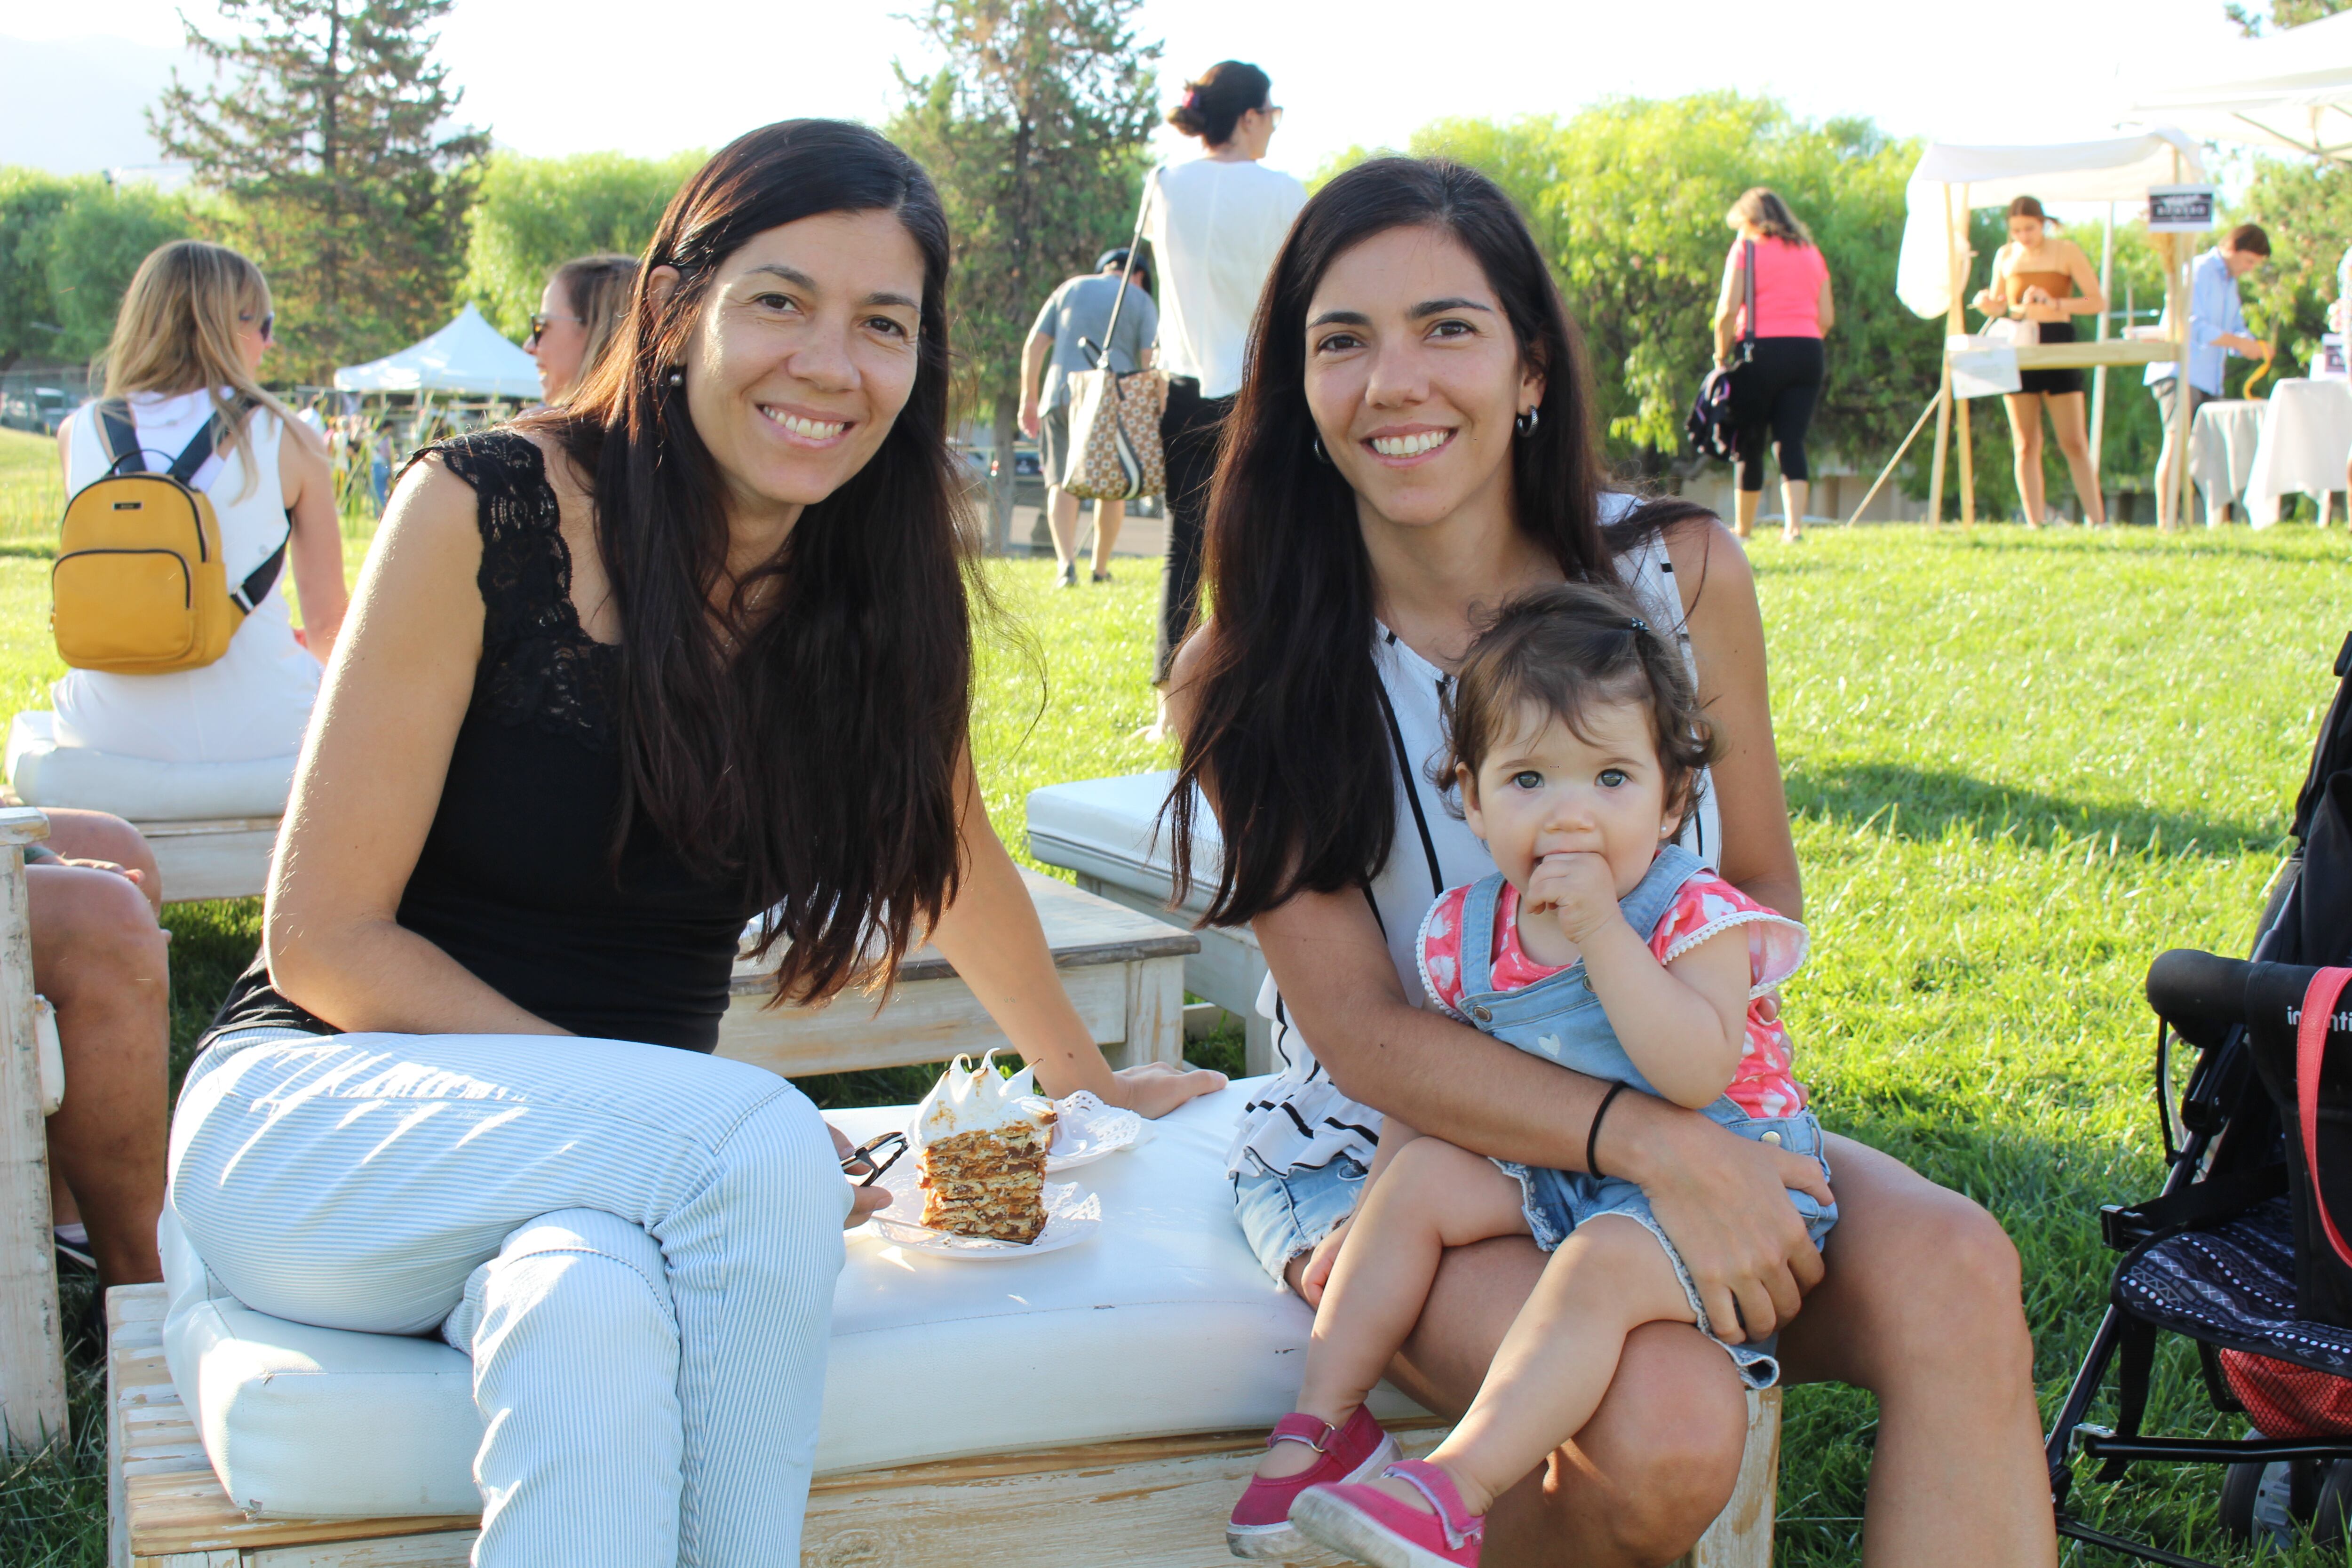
top-left (2018, 319), bottom-right (2083, 398)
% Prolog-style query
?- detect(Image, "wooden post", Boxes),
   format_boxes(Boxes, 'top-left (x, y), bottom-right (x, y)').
top-left (1951, 184), bottom-right (1976, 526)
top-left (2091, 200), bottom-right (2116, 492)
top-left (0, 804), bottom-right (64, 1453)
top-left (1930, 183), bottom-right (1958, 526)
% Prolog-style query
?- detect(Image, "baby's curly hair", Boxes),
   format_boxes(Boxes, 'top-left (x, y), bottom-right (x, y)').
top-left (1441, 581), bottom-right (1717, 830)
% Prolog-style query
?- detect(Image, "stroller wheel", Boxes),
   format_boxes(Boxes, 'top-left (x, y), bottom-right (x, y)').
top-left (2220, 1461), bottom-right (2266, 1542)
top-left (2312, 1460), bottom-right (2352, 1547)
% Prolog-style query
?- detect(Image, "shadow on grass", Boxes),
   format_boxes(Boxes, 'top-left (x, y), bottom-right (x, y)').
top-left (1786, 761), bottom-right (2282, 860)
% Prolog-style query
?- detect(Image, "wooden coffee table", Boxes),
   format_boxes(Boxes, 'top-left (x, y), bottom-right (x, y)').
top-left (717, 868), bottom-right (1200, 1079)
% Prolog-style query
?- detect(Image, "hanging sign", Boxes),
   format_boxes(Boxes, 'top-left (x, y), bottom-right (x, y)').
top-left (2147, 185), bottom-right (2219, 232)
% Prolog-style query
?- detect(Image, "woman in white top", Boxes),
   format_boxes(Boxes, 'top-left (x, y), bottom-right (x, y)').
top-left (1165, 158), bottom-right (2055, 1566)
top-left (1144, 60), bottom-right (1306, 724)
top-left (54, 241), bottom-right (347, 765)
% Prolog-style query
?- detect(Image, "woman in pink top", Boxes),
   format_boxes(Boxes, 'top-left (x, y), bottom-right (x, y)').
top-left (1710, 189), bottom-right (1834, 543)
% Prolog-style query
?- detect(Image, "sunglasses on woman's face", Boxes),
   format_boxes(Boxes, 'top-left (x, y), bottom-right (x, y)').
top-left (241, 312), bottom-right (274, 343)
top-left (527, 312), bottom-right (585, 347)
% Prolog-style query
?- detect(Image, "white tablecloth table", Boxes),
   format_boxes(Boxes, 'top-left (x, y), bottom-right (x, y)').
top-left (2247, 378), bottom-right (2352, 527)
top-left (2189, 399), bottom-right (2266, 523)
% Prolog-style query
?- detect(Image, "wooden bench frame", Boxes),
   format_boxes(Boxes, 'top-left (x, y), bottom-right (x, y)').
top-left (106, 1282), bottom-right (1778, 1568)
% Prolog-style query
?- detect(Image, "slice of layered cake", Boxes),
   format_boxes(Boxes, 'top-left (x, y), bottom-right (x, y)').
top-left (913, 1052), bottom-right (1059, 1243)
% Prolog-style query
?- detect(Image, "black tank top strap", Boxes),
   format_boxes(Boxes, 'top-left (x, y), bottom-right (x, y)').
top-left (425, 428), bottom-right (617, 751)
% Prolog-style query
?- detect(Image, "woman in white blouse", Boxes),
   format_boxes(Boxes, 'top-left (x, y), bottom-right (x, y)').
top-left (53, 241), bottom-right (347, 765)
top-left (1143, 61), bottom-right (1305, 735)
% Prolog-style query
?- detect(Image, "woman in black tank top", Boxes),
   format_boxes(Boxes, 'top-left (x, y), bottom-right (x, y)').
top-left (172, 122), bottom-right (1219, 1565)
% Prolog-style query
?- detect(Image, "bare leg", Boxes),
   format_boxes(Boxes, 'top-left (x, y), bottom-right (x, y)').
top-left (1413, 1216), bottom-right (1697, 1517)
top-left (31, 811), bottom-right (168, 1287)
top-left (1091, 498), bottom-right (1124, 576)
top-left (2044, 394), bottom-right (2105, 526)
top-left (1044, 486), bottom-right (1082, 571)
top-left (2002, 393), bottom-right (2047, 525)
top-left (1263, 1139), bottom-right (1527, 1480)
top-left (1776, 1135), bottom-right (2055, 1567)
top-left (1780, 478), bottom-right (1809, 542)
top-left (1732, 488), bottom-right (1760, 538)
top-left (1369, 1235), bottom-right (1748, 1567)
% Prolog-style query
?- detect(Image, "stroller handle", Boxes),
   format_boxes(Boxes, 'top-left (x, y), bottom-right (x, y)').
top-left (2146, 948), bottom-right (2330, 1041)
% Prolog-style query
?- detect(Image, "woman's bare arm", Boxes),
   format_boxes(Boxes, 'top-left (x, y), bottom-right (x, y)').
top-left (1665, 518), bottom-right (1800, 918)
top-left (277, 414), bottom-right (350, 661)
top-left (1816, 271), bottom-right (1836, 335)
top-left (265, 454), bottom-right (558, 1036)
top-left (1711, 250), bottom-right (1743, 363)
top-left (922, 753), bottom-right (1225, 1118)
top-left (2062, 239), bottom-right (2108, 317)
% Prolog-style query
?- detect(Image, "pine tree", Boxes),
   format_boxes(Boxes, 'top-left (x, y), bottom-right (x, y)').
top-left (889, 0), bottom-right (1160, 550)
top-left (150, 0), bottom-right (489, 381)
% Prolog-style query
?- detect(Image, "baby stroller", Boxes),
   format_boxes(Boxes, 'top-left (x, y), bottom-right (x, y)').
top-left (2046, 626), bottom-right (2352, 1565)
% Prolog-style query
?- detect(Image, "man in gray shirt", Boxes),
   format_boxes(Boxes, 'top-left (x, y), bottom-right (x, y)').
top-left (1019, 249), bottom-right (1158, 586)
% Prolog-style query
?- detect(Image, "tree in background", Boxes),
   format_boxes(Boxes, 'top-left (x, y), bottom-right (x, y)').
top-left (462, 149), bottom-right (705, 339)
top-left (888, 0), bottom-right (1160, 549)
top-left (0, 169), bottom-right (194, 374)
top-left (2225, 0), bottom-right (2349, 33)
top-left (151, 0), bottom-right (489, 382)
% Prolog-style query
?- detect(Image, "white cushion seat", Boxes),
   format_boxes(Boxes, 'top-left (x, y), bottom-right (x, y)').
top-left (7, 710), bottom-right (293, 820)
top-left (1025, 770), bottom-right (1215, 915)
top-left (161, 1078), bottom-right (1420, 1519)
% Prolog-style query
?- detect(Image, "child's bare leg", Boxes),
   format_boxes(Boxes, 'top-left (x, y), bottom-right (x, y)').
top-left (1258, 1139), bottom-right (1527, 1480)
top-left (1408, 1214), bottom-right (1698, 1516)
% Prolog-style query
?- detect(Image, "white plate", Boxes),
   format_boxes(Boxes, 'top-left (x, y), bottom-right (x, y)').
top-left (862, 1162), bottom-right (1100, 1258)
top-left (897, 1091), bottom-right (1146, 1173)
top-left (1045, 1091), bottom-right (1146, 1171)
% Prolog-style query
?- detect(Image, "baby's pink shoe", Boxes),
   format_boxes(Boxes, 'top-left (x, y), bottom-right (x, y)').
top-left (1288, 1457), bottom-right (1485, 1568)
top-left (1227, 1408), bottom-right (1400, 1559)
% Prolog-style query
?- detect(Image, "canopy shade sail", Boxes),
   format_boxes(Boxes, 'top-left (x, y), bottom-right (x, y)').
top-left (2125, 11), bottom-right (2352, 163)
top-left (1895, 131), bottom-right (2207, 319)
top-left (333, 303), bottom-right (540, 399)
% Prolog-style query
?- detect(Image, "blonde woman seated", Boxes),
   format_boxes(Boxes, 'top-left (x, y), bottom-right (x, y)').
top-left (48, 242), bottom-right (347, 774)
top-left (1969, 196), bottom-right (2108, 528)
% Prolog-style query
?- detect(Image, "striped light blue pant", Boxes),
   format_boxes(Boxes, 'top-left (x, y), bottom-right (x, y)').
top-left (169, 1029), bottom-right (850, 1568)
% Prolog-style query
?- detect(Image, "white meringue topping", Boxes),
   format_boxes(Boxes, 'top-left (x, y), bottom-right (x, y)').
top-left (914, 1050), bottom-right (1056, 1145)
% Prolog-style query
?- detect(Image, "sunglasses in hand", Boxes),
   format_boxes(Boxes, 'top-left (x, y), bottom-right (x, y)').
top-left (839, 1130), bottom-right (909, 1188)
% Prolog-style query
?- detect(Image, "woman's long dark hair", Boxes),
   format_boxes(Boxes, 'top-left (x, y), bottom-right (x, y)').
top-left (532, 120), bottom-right (973, 1006)
top-left (1167, 156), bottom-right (1714, 928)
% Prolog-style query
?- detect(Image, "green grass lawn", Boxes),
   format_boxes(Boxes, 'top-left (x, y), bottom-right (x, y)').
top-left (5, 422), bottom-right (2352, 1563)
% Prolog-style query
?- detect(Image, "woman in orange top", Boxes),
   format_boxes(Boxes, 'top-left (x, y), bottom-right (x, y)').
top-left (1969, 196), bottom-right (2108, 527)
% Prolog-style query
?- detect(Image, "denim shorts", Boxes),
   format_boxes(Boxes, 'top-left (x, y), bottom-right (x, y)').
top-left (1232, 1154), bottom-right (1369, 1282)
top-left (1495, 1110), bottom-right (1836, 1390)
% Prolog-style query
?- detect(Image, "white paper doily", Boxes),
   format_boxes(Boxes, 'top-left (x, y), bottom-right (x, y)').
top-left (863, 1162), bottom-right (1100, 1258)
top-left (1045, 1091), bottom-right (1146, 1170)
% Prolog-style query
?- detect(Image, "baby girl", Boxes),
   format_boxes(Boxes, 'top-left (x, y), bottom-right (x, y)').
top-left (1227, 581), bottom-right (1836, 1568)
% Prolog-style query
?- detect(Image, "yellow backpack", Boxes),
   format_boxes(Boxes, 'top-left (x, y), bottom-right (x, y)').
top-left (54, 397), bottom-right (289, 674)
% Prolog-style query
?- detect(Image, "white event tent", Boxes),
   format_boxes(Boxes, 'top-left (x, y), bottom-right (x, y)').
top-left (1862, 132), bottom-right (2207, 527)
top-left (333, 303), bottom-right (540, 400)
top-left (2124, 10), bottom-right (2352, 163)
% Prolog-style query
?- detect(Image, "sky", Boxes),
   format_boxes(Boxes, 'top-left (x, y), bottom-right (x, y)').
top-left (0, 0), bottom-right (2265, 183)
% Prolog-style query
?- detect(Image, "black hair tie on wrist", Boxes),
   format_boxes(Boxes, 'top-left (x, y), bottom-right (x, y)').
top-left (1587, 1081), bottom-right (1631, 1179)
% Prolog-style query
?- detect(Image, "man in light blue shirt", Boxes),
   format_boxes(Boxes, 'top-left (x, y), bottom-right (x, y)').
top-left (2148, 223), bottom-right (2271, 528)
top-left (1018, 250), bottom-right (1159, 585)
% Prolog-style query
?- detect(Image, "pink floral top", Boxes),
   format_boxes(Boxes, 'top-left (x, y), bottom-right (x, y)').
top-left (1417, 869), bottom-right (1812, 1120)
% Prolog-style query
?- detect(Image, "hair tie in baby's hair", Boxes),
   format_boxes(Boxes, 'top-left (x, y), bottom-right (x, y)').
top-left (1627, 618), bottom-right (1649, 633)
top-left (1183, 86), bottom-right (1201, 108)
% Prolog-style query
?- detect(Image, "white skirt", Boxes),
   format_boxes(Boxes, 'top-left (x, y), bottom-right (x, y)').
top-left (51, 599), bottom-right (321, 764)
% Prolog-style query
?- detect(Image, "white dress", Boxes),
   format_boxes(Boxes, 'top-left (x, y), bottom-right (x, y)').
top-left (1225, 517), bottom-right (1723, 1178)
top-left (54, 390), bottom-right (322, 763)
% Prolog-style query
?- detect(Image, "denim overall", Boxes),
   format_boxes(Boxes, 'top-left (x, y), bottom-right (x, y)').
top-left (1454, 844), bottom-right (1836, 1388)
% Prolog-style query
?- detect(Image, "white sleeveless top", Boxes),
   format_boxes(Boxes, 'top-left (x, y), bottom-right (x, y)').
top-left (1226, 518), bottom-right (1722, 1178)
top-left (54, 390), bottom-right (322, 763)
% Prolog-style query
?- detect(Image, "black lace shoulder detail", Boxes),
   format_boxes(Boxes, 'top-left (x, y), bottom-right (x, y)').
top-left (429, 429), bottom-right (619, 751)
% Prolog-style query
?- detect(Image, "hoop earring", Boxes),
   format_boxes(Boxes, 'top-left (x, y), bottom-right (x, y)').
top-left (1311, 434), bottom-right (1331, 464)
top-left (1514, 406), bottom-right (1539, 437)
